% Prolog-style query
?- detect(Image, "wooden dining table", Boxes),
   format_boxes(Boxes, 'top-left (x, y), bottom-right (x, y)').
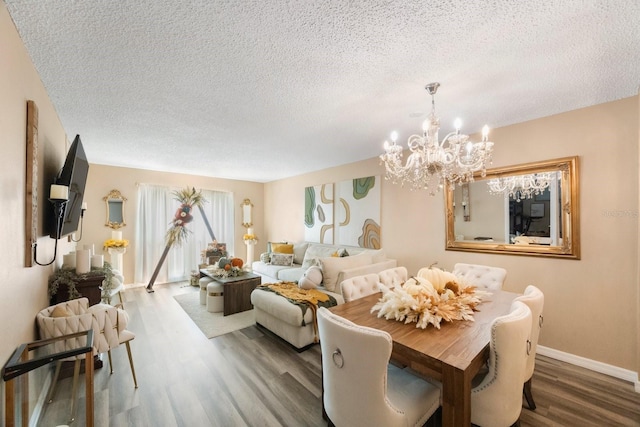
top-left (329, 289), bottom-right (519, 427)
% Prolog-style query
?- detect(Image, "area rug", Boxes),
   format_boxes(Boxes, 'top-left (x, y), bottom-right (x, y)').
top-left (173, 291), bottom-right (256, 338)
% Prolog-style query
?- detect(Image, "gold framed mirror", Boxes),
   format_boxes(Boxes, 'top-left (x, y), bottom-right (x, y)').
top-left (241, 198), bottom-right (253, 228)
top-left (103, 189), bottom-right (127, 229)
top-left (445, 156), bottom-right (580, 259)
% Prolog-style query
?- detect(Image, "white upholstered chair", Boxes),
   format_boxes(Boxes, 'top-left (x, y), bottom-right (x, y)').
top-left (514, 285), bottom-right (545, 410)
top-left (339, 273), bottom-right (381, 303)
top-left (104, 269), bottom-right (125, 304)
top-left (452, 262), bottom-right (507, 290)
top-left (378, 266), bottom-right (408, 289)
top-left (471, 301), bottom-right (532, 427)
top-left (37, 298), bottom-right (138, 421)
top-left (317, 307), bottom-right (441, 427)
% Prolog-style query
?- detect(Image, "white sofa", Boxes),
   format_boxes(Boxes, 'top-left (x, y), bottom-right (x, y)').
top-left (250, 242), bottom-right (400, 351)
top-left (251, 241), bottom-right (396, 285)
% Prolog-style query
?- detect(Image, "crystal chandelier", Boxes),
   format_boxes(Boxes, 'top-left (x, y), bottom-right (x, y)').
top-left (380, 82), bottom-right (494, 194)
top-left (487, 172), bottom-right (556, 202)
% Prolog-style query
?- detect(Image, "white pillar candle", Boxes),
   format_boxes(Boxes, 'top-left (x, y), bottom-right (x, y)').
top-left (91, 254), bottom-right (104, 269)
top-left (63, 253), bottom-right (76, 269)
top-left (84, 244), bottom-right (95, 256)
top-left (49, 184), bottom-right (69, 200)
top-left (76, 249), bottom-right (91, 274)
top-left (112, 230), bottom-right (122, 240)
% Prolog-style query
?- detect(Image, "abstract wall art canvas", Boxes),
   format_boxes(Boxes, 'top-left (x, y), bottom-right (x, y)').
top-left (335, 176), bottom-right (381, 249)
top-left (304, 183), bottom-right (334, 244)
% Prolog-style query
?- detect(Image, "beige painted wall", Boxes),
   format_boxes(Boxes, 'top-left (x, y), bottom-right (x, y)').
top-left (0, 4), bottom-right (75, 364)
top-left (264, 97), bottom-right (640, 372)
top-left (79, 165), bottom-right (264, 283)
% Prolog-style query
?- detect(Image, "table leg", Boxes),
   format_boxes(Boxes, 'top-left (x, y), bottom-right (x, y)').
top-left (5, 378), bottom-right (14, 427)
top-left (85, 349), bottom-right (94, 427)
top-left (21, 372), bottom-right (28, 427)
top-left (441, 365), bottom-right (472, 426)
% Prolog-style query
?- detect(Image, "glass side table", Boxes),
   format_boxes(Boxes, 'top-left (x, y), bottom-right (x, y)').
top-left (2, 330), bottom-right (94, 427)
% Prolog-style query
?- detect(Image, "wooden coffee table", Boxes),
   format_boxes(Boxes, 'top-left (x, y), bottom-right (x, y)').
top-left (200, 270), bottom-right (261, 316)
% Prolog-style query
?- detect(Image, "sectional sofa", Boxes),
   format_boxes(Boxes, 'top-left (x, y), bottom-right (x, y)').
top-left (250, 241), bottom-right (398, 350)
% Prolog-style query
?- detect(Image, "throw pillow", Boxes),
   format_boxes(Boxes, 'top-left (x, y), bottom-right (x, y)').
top-left (320, 253), bottom-right (373, 292)
top-left (271, 243), bottom-right (294, 254)
top-left (301, 245), bottom-right (340, 270)
top-left (298, 266), bottom-right (323, 290)
top-left (51, 305), bottom-right (71, 317)
top-left (267, 241), bottom-right (287, 253)
top-left (260, 252), bottom-right (271, 264)
top-left (364, 248), bottom-right (386, 263)
top-left (292, 242), bottom-right (309, 265)
top-left (270, 253), bottom-right (294, 266)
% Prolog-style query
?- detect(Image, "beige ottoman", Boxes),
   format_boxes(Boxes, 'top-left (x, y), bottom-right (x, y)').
top-left (199, 277), bottom-right (213, 305)
top-left (206, 281), bottom-right (224, 313)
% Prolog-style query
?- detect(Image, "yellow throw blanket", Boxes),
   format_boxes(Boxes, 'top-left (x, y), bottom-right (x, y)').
top-left (255, 282), bottom-right (338, 342)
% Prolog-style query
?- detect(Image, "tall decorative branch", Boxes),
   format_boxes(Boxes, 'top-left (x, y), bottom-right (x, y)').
top-left (146, 187), bottom-right (206, 293)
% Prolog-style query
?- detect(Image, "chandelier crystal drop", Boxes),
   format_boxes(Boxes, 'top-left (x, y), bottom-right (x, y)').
top-left (487, 172), bottom-right (556, 202)
top-left (379, 82), bottom-right (494, 195)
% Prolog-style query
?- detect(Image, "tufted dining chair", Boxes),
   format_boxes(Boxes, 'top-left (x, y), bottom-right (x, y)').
top-left (452, 262), bottom-right (507, 290)
top-left (514, 285), bottom-right (545, 410)
top-left (37, 298), bottom-right (138, 422)
top-left (317, 307), bottom-right (441, 427)
top-left (377, 266), bottom-right (408, 289)
top-left (339, 273), bottom-right (381, 303)
top-left (471, 301), bottom-right (532, 427)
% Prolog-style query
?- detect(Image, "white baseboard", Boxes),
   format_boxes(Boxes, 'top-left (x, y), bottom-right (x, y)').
top-left (537, 345), bottom-right (640, 393)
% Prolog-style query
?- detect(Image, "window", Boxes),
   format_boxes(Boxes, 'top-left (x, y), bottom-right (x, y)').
top-left (135, 185), bottom-right (234, 284)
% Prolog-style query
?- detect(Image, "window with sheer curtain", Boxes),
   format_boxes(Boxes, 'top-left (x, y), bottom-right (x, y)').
top-left (134, 184), bottom-right (234, 284)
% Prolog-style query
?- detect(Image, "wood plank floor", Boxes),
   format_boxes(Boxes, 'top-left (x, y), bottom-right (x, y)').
top-left (38, 282), bottom-right (640, 426)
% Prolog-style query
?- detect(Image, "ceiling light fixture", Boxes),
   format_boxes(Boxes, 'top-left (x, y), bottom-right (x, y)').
top-left (380, 82), bottom-right (494, 195)
top-left (487, 172), bottom-right (556, 202)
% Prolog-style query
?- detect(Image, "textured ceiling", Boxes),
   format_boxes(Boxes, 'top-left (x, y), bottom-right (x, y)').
top-left (5, 0), bottom-right (640, 182)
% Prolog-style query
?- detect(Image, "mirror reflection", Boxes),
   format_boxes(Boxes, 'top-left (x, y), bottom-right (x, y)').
top-left (445, 156), bottom-right (580, 259)
top-left (104, 189), bottom-right (127, 229)
top-left (241, 198), bottom-right (253, 228)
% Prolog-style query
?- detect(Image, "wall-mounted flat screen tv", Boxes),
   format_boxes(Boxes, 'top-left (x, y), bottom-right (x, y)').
top-left (50, 135), bottom-right (89, 238)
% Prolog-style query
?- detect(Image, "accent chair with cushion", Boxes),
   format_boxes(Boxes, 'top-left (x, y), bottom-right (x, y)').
top-left (470, 300), bottom-right (532, 427)
top-left (514, 285), bottom-right (545, 410)
top-left (452, 262), bottom-right (507, 290)
top-left (37, 298), bottom-right (138, 421)
top-left (317, 307), bottom-right (441, 427)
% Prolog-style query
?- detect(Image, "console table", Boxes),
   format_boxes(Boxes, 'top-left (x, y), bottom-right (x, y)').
top-left (50, 274), bottom-right (104, 306)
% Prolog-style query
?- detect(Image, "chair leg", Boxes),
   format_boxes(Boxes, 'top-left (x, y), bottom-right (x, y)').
top-left (46, 361), bottom-right (62, 403)
top-left (125, 341), bottom-right (138, 388)
top-left (107, 349), bottom-right (115, 374)
top-left (69, 358), bottom-right (81, 422)
top-left (523, 378), bottom-right (536, 410)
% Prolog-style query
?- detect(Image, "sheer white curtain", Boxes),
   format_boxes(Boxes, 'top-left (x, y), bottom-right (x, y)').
top-left (135, 184), bottom-right (171, 284)
top-left (135, 185), bottom-right (235, 285)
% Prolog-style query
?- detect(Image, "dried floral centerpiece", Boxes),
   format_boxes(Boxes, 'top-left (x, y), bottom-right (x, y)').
top-left (205, 257), bottom-right (245, 278)
top-left (371, 267), bottom-right (490, 329)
